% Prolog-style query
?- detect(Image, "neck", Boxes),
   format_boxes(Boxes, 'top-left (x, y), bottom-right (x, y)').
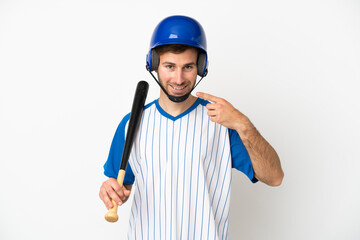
top-left (158, 91), bottom-right (197, 117)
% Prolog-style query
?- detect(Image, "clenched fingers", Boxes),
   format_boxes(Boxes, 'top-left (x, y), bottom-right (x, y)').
top-left (99, 178), bottom-right (127, 209)
top-left (99, 185), bottom-right (114, 209)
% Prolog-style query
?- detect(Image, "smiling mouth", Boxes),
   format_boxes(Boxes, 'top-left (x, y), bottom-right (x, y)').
top-left (168, 83), bottom-right (189, 95)
top-left (170, 85), bottom-right (187, 91)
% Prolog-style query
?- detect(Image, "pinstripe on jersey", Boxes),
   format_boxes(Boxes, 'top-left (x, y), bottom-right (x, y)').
top-left (104, 98), bottom-right (256, 240)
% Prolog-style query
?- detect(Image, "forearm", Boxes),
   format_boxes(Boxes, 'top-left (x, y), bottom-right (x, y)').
top-left (236, 118), bottom-right (284, 186)
top-left (195, 91), bottom-right (284, 185)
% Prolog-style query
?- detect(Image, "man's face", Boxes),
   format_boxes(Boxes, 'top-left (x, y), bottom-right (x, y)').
top-left (157, 48), bottom-right (198, 98)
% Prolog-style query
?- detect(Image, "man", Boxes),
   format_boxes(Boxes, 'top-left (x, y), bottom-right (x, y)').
top-left (99, 15), bottom-right (283, 239)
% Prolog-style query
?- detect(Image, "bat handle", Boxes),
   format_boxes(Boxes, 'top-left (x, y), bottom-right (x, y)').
top-left (104, 169), bottom-right (126, 222)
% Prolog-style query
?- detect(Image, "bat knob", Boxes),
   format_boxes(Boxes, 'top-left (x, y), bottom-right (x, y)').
top-left (105, 212), bottom-right (118, 222)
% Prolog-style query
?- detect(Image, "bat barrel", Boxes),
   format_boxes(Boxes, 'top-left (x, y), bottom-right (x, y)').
top-left (120, 80), bottom-right (149, 170)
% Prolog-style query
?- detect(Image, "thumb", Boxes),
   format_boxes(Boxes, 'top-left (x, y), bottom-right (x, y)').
top-left (123, 188), bottom-right (131, 197)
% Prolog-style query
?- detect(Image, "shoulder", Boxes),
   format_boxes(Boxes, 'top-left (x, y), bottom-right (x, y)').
top-left (120, 99), bottom-right (157, 126)
top-left (196, 97), bottom-right (210, 107)
top-left (142, 99), bottom-right (157, 114)
top-left (144, 99), bottom-right (157, 110)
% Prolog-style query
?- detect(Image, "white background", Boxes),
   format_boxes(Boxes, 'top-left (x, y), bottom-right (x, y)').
top-left (0, 0), bottom-right (359, 239)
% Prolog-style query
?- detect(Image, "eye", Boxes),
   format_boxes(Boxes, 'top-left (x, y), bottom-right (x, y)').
top-left (165, 64), bottom-right (173, 70)
top-left (184, 65), bottom-right (194, 71)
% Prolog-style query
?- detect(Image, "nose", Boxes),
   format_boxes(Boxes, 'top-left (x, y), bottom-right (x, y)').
top-left (174, 69), bottom-right (185, 85)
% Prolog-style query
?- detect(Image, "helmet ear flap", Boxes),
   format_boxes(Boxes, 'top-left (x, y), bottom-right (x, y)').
top-left (151, 50), bottom-right (159, 71)
top-left (197, 52), bottom-right (207, 77)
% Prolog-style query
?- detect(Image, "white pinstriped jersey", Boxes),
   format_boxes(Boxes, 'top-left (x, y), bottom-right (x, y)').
top-left (104, 98), bottom-right (256, 240)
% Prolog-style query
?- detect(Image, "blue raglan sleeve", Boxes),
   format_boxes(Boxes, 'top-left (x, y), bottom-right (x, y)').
top-left (229, 129), bottom-right (258, 183)
top-left (103, 113), bottom-right (135, 185)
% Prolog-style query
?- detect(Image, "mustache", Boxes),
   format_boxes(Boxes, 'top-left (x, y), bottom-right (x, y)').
top-left (169, 83), bottom-right (188, 87)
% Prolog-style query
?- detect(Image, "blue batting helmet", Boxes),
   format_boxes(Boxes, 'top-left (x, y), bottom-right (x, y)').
top-left (146, 15), bottom-right (208, 77)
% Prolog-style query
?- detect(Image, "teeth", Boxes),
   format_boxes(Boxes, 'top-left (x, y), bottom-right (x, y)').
top-left (173, 86), bottom-right (185, 90)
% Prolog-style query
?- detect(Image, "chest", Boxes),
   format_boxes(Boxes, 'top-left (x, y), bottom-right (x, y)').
top-left (129, 105), bottom-right (231, 184)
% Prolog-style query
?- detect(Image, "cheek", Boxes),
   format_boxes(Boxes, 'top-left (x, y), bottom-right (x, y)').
top-left (159, 74), bottom-right (172, 84)
top-left (157, 69), bottom-right (170, 81)
top-left (186, 72), bottom-right (198, 83)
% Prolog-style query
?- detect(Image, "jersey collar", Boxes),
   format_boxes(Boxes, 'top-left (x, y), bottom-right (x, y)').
top-left (155, 97), bottom-right (202, 121)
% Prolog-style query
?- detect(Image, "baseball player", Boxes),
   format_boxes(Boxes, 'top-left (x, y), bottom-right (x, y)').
top-left (99, 15), bottom-right (284, 240)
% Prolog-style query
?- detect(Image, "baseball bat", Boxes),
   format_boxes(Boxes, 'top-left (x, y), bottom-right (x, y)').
top-left (105, 80), bottom-right (149, 222)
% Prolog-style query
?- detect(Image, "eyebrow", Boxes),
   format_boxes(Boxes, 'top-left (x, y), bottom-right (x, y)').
top-left (161, 61), bottom-right (196, 66)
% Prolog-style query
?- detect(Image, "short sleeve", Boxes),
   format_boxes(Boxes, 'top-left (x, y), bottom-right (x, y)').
top-left (103, 113), bottom-right (135, 185)
top-left (229, 129), bottom-right (258, 183)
